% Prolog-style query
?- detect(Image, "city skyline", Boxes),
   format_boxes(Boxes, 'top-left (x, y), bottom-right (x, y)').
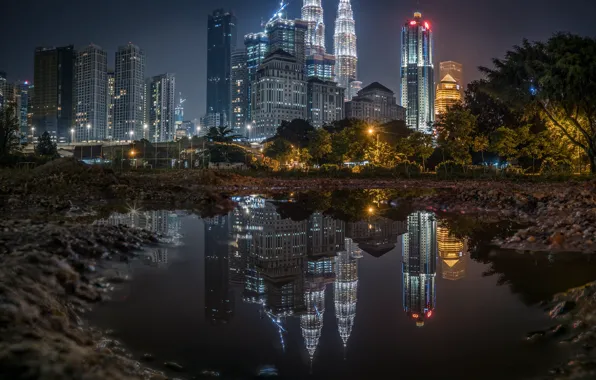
top-left (3, 0), bottom-right (594, 121)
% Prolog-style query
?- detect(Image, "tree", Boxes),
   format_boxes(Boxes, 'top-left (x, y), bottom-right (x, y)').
top-left (481, 33), bottom-right (596, 173)
top-left (490, 126), bottom-right (524, 163)
top-left (307, 129), bottom-right (332, 165)
top-left (364, 140), bottom-right (397, 168)
top-left (35, 131), bottom-right (58, 157)
top-left (206, 126), bottom-right (242, 143)
top-left (408, 132), bottom-right (434, 171)
top-left (275, 119), bottom-right (314, 148)
top-left (0, 105), bottom-right (20, 157)
top-left (472, 136), bottom-right (490, 164)
top-left (435, 104), bottom-right (476, 166)
top-left (264, 138), bottom-right (293, 166)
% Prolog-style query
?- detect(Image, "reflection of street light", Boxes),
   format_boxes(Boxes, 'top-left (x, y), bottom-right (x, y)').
top-left (368, 206), bottom-right (374, 214)
top-left (368, 127), bottom-right (374, 135)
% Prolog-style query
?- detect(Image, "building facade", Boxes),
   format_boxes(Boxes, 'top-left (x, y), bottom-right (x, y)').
top-left (251, 50), bottom-right (307, 142)
top-left (345, 82), bottom-right (405, 123)
top-left (113, 43), bottom-right (146, 141)
top-left (306, 53), bottom-right (335, 81)
top-left (440, 61), bottom-right (463, 94)
top-left (401, 12), bottom-right (435, 133)
top-left (107, 69), bottom-right (115, 140)
top-left (244, 32), bottom-right (269, 123)
top-left (334, 0), bottom-right (358, 100)
top-left (435, 74), bottom-right (462, 115)
top-left (307, 78), bottom-right (344, 128)
top-left (207, 9), bottom-right (237, 127)
top-left (32, 45), bottom-right (76, 141)
top-left (74, 44), bottom-right (108, 142)
top-left (266, 17), bottom-right (308, 69)
top-left (231, 49), bottom-right (248, 133)
top-left (148, 73), bottom-right (176, 142)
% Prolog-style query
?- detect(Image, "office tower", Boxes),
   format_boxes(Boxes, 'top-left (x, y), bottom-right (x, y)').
top-left (302, 0), bottom-right (326, 56)
top-left (231, 49), bottom-right (248, 133)
top-left (402, 211), bottom-right (437, 327)
top-left (148, 73), bottom-right (176, 142)
top-left (113, 43), bottom-right (145, 141)
top-left (74, 44), bottom-right (108, 142)
top-left (207, 9), bottom-right (237, 127)
top-left (244, 32), bottom-right (269, 122)
top-left (266, 17), bottom-right (308, 68)
top-left (32, 45), bottom-right (75, 141)
top-left (437, 226), bottom-right (467, 280)
top-left (15, 81), bottom-right (30, 140)
top-left (401, 12), bottom-right (435, 133)
top-left (307, 78), bottom-right (345, 128)
top-left (435, 74), bottom-right (462, 115)
top-left (334, 238), bottom-right (361, 348)
top-left (346, 82), bottom-right (405, 123)
top-left (107, 69), bottom-right (115, 140)
top-left (251, 50), bottom-right (307, 141)
top-left (306, 53), bottom-right (336, 81)
top-left (440, 61), bottom-right (463, 94)
top-left (334, 0), bottom-right (358, 100)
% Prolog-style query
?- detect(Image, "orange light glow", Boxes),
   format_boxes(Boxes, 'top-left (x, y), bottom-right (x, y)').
top-left (412, 313), bottom-right (419, 319)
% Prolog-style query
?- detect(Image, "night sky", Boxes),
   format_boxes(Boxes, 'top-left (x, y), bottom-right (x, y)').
top-left (2, 0), bottom-right (595, 120)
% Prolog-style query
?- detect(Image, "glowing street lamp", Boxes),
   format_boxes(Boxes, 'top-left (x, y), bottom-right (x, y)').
top-left (70, 128), bottom-right (75, 144)
top-left (143, 124), bottom-right (148, 140)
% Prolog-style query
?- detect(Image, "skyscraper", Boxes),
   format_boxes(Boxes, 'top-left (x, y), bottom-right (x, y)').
top-left (0, 71), bottom-right (7, 110)
top-left (401, 12), bottom-right (435, 133)
top-left (231, 49), bottom-right (248, 133)
top-left (148, 73), bottom-right (176, 142)
top-left (113, 43), bottom-right (145, 141)
top-left (266, 17), bottom-right (308, 68)
top-left (32, 45), bottom-right (75, 141)
top-left (435, 74), bottom-right (462, 115)
top-left (175, 93), bottom-right (185, 132)
top-left (107, 69), bottom-right (115, 140)
top-left (244, 32), bottom-right (269, 123)
top-left (334, 0), bottom-right (358, 100)
top-left (251, 50), bottom-right (307, 141)
top-left (207, 9), bottom-right (237, 127)
top-left (302, 0), bottom-right (326, 56)
top-left (402, 211), bottom-right (437, 327)
top-left (440, 61), bottom-right (463, 93)
top-left (74, 44), bottom-right (108, 142)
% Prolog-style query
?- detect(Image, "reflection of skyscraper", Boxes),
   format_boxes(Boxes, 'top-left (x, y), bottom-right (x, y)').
top-left (437, 226), bottom-right (467, 281)
top-left (334, 238), bottom-right (361, 348)
top-left (402, 212), bottom-right (437, 327)
top-left (301, 279), bottom-right (325, 361)
top-left (204, 215), bottom-right (234, 323)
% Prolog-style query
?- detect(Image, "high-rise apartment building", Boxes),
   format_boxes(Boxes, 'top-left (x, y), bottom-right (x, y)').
top-left (32, 45), bottom-right (75, 141)
top-left (401, 12), bottom-right (435, 133)
top-left (402, 211), bottom-right (437, 327)
top-left (251, 50), bottom-right (307, 141)
top-left (207, 9), bottom-right (237, 127)
top-left (113, 43), bottom-right (145, 141)
top-left (107, 69), bottom-right (115, 140)
top-left (346, 82), bottom-right (405, 123)
top-left (307, 78), bottom-right (345, 128)
top-left (74, 44), bottom-right (108, 142)
top-left (148, 73), bottom-right (176, 142)
top-left (244, 32), bottom-right (269, 123)
top-left (231, 49), bottom-right (248, 133)
top-left (334, 0), bottom-right (358, 100)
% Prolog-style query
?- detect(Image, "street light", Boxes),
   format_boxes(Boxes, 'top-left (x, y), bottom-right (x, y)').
top-left (143, 124), bottom-right (148, 140)
top-left (70, 128), bottom-right (75, 145)
top-left (246, 124), bottom-right (252, 141)
top-left (87, 123), bottom-right (91, 143)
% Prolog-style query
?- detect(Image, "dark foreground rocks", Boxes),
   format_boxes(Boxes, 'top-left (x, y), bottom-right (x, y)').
top-left (0, 220), bottom-right (167, 380)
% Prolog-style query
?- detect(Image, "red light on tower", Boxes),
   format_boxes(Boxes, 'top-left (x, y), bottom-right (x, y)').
top-left (410, 20), bottom-right (417, 26)
top-left (424, 22), bottom-right (430, 29)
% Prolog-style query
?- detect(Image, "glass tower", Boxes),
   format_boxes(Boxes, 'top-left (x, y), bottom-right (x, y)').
top-left (244, 32), bottom-right (269, 122)
top-left (401, 12), bottom-right (435, 134)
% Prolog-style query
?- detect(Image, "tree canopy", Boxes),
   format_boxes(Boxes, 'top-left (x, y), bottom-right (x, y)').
top-left (0, 105), bottom-right (20, 158)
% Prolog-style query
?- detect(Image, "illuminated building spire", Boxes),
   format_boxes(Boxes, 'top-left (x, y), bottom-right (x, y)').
top-left (334, 0), bottom-right (358, 100)
top-left (334, 238), bottom-right (360, 347)
top-left (302, 0), bottom-right (326, 55)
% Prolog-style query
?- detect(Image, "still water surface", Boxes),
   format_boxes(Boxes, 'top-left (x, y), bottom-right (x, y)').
top-left (88, 191), bottom-right (596, 379)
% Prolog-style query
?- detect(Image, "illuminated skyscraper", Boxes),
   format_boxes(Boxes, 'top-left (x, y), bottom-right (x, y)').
top-left (107, 69), bottom-right (114, 140)
top-left (334, 0), bottom-right (358, 100)
top-left (437, 226), bottom-right (467, 281)
top-left (266, 16), bottom-right (308, 68)
top-left (244, 32), bottom-right (269, 122)
top-left (114, 43), bottom-right (145, 141)
top-left (402, 211), bottom-right (437, 327)
top-left (440, 61), bottom-right (463, 94)
top-left (74, 44), bottom-right (108, 141)
top-left (302, 0), bottom-right (326, 56)
top-left (231, 50), bottom-right (248, 133)
top-left (334, 238), bottom-right (361, 348)
top-left (175, 93), bottom-right (185, 130)
top-left (435, 74), bottom-right (462, 115)
top-left (401, 12), bottom-right (435, 133)
top-left (207, 9), bottom-right (236, 127)
top-left (148, 73), bottom-right (176, 142)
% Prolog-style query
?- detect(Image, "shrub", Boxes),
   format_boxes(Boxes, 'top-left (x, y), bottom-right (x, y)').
top-left (540, 158), bottom-right (573, 175)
